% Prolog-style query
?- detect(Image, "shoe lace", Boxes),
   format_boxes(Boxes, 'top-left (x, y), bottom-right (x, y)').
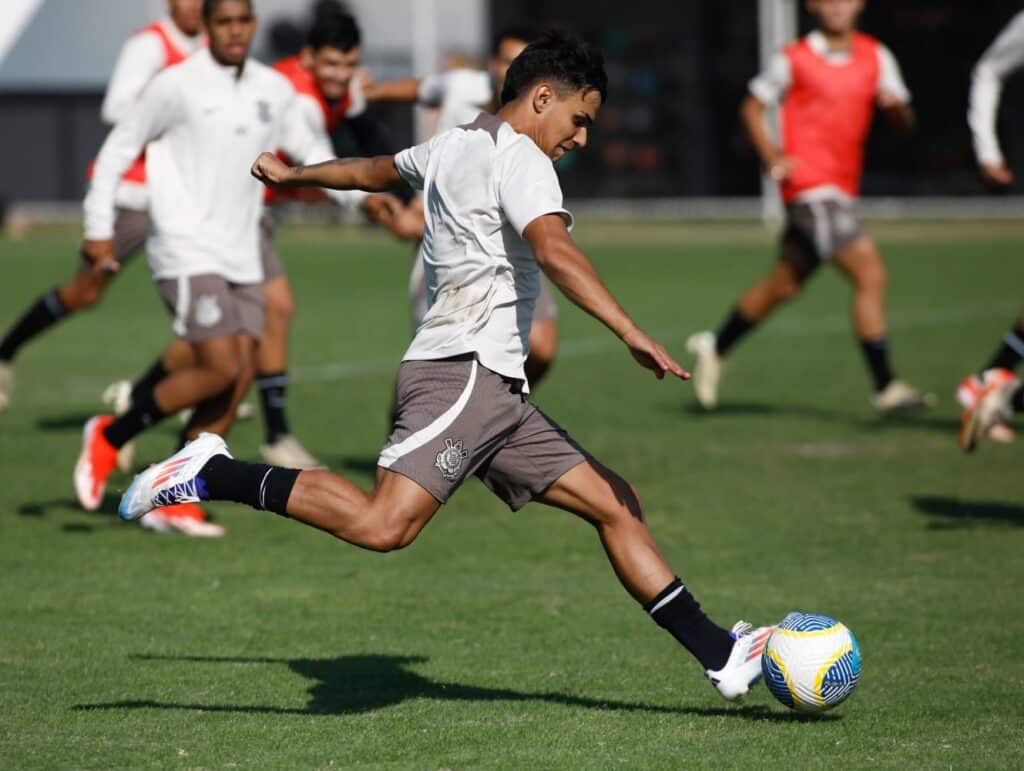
top-left (730, 621), bottom-right (753, 638)
top-left (152, 477), bottom-right (205, 508)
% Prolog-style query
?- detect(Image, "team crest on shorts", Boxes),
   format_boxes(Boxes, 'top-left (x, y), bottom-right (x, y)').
top-left (435, 438), bottom-right (469, 481)
top-left (194, 294), bottom-right (223, 328)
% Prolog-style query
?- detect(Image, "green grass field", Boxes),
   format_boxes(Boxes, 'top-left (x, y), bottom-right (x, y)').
top-left (1, 221), bottom-right (1022, 769)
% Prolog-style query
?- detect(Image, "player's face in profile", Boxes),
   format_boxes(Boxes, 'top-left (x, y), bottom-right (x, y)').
top-left (305, 45), bottom-right (361, 102)
top-left (206, 0), bottom-right (256, 67)
top-left (489, 38), bottom-right (529, 93)
top-left (537, 87), bottom-right (602, 163)
top-left (807, 0), bottom-right (864, 35)
top-left (168, 0), bottom-right (203, 37)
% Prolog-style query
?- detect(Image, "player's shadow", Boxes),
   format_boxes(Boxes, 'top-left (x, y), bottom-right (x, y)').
top-left (911, 495), bottom-right (1024, 529)
top-left (71, 653), bottom-right (834, 722)
top-left (18, 496), bottom-right (121, 520)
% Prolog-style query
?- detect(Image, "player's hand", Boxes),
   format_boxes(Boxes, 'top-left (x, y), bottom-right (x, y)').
top-left (621, 328), bottom-right (690, 381)
top-left (80, 239), bottom-right (118, 273)
top-left (767, 155), bottom-right (797, 183)
top-left (251, 152), bottom-right (295, 186)
top-left (980, 162), bottom-right (1014, 188)
top-left (877, 89), bottom-right (905, 111)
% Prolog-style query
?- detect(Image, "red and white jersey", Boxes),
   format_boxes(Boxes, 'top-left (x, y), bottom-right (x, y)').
top-left (92, 18), bottom-right (204, 210)
top-left (264, 55), bottom-right (367, 208)
top-left (750, 30), bottom-right (911, 204)
top-left (969, 11), bottom-right (1024, 167)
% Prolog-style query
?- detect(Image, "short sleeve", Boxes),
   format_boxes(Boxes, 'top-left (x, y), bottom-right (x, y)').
top-left (749, 52), bottom-right (792, 105)
top-left (497, 141), bottom-right (572, 237)
top-left (394, 139), bottom-right (433, 190)
top-left (417, 73), bottom-right (447, 108)
top-left (877, 45), bottom-right (911, 103)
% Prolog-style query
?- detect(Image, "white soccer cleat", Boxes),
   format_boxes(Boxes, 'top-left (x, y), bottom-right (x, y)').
top-left (260, 434), bottom-right (322, 469)
top-left (873, 380), bottom-right (936, 414)
top-left (102, 380), bottom-right (136, 473)
top-left (0, 361), bottom-right (13, 413)
top-left (959, 375), bottom-right (1020, 453)
top-left (685, 331), bottom-right (722, 410)
top-left (119, 432), bottom-right (231, 522)
top-left (706, 621), bottom-right (775, 702)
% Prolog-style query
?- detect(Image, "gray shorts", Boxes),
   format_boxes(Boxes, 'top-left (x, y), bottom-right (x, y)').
top-left (781, 199), bottom-right (864, 274)
top-left (260, 211), bottom-right (285, 281)
top-left (156, 274), bottom-right (265, 343)
top-left (79, 208), bottom-right (149, 269)
top-left (379, 355), bottom-right (588, 510)
top-left (408, 255), bottom-right (559, 330)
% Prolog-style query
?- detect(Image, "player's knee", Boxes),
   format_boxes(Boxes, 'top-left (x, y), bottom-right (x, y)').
top-left (266, 293), bottom-right (295, 328)
top-left (772, 273), bottom-right (802, 302)
top-left (858, 263), bottom-right (887, 295)
top-left (206, 352), bottom-right (243, 390)
top-left (529, 323), bottom-right (558, 364)
top-left (356, 521), bottom-right (415, 553)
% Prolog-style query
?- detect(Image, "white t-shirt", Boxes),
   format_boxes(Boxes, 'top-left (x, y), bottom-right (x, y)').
top-left (418, 69), bottom-right (496, 133)
top-left (394, 113), bottom-right (572, 389)
top-left (969, 11), bottom-right (1024, 166)
top-left (84, 49), bottom-right (335, 283)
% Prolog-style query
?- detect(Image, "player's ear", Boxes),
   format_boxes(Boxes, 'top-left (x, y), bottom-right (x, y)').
top-left (532, 83), bottom-right (555, 115)
top-left (300, 45), bottom-right (316, 69)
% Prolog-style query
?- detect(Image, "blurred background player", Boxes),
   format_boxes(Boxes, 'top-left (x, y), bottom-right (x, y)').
top-left (958, 12), bottom-right (1024, 443)
top-left (112, 4), bottom-right (408, 471)
top-left (364, 26), bottom-right (561, 386)
top-left (685, 0), bottom-right (934, 414)
top-left (959, 371), bottom-right (1024, 453)
top-left (74, 0), bottom-right (378, 534)
top-left (0, 0), bottom-right (205, 414)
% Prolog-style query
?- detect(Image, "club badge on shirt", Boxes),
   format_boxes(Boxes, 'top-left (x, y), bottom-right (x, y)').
top-left (436, 438), bottom-right (469, 480)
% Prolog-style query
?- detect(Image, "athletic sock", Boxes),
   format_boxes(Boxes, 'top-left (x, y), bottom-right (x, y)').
top-left (983, 324), bottom-right (1024, 374)
top-left (0, 289), bottom-right (68, 362)
top-left (1012, 384), bottom-right (1024, 413)
top-left (714, 307), bottom-right (757, 356)
top-left (102, 389), bottom-right (167, 449)
top-left (197, 454), bottom-right (299, 516)
top-left (131, 359), bottom-right (169, 405)
top-left (859, 337), bottom-right (895, 393)
top-left (645, 577), bottom-right (735, 671)
top-left (257, 370), bottom-right (290, 443)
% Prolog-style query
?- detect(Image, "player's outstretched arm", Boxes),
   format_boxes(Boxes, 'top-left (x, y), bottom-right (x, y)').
top-left (740, 94), bottom-right (796, 182)
top-left (251, 153), bottom-right (406, 193)
top-left (363, 78), bottom-right (422, 103)
top-left (524, 214), bottom-right (689, 381)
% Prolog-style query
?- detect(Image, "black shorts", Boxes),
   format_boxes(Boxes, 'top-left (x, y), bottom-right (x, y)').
top-left (780, 200), bottom-right (865, 277)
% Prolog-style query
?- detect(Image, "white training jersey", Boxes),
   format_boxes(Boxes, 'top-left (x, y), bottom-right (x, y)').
top-left (101, 18), bottom-right (204, 211)
top-left (969, 11), bottom-right (1024, 166)
top-left (394, 113), bottom-right (572, 388)
top-left (85, 49), bottom-right (336, 284)
top-left (418, 68), bottom-right (496, 133)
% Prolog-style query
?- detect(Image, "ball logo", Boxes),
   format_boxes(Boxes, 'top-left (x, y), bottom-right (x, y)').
top-left (194, 294), bottom-right (223, 328)
top-left (435, 438), bottom-right (469, 481)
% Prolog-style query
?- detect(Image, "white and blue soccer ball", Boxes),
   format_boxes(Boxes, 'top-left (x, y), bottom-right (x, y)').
top-left (761, 612), bottom-right (861, 712)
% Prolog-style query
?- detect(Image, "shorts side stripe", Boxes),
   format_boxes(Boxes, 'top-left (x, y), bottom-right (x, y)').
top-left (378, 359), bottom-right (478, 469)
top-left (809, 200), bottom-right (832, 259)
top-left (172, 276), bottom-right (190, 338)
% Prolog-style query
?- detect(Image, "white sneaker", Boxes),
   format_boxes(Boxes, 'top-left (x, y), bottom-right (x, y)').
top-left (705, 621), bottom-right (775, 702)
top-left (260, 434), bottom-right (322, 469)
top-left (959, 375), bottom-right (1020, 453)
top-left (0, 361), bottom-right (13, 413)
top-left (102, 380), bottom-right (136, 473)
top-left (119, 433), bottom-right (231, 522)
top-left (685, 331), bottom-right (722, 410)
top-left (873, 380), bottom-right (937, 414)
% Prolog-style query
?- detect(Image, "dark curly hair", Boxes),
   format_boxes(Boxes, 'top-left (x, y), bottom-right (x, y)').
top-left (202, 0), bottom-right (253, 21)
top-left (499, 29), bottom-right (608, 106)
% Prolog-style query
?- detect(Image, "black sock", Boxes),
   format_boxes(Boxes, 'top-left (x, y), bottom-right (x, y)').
top-left (257, 371), bottom-right (290, 443)
top-left (859, 337), bottom-right (895, 393)
top-left (0, 289), bottom-right (68, 362)
top-left (102, 388), bottom-right (167, 449)
top-left (983, 324), bottom-right (1024, 374)
top-left (131, 359), bottom-right (169, 405)
top-left (645, 578), bottom-right (734, 671)
top-left (1012, 384), bottom-right (1024, 413)
top-left (197, 454), bottom-right (300, 516)
top-left (715, 307), bottom-right (757, 356)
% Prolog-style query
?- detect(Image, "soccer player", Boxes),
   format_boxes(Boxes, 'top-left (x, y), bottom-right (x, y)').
top-left (0, 0), bottom-right (205, 413)
top-left (75, 0), bottom-right (383, 534)
top-left (959, 372), bottom-right (1024, 453)
top-left (685, 0), bottom-right (934, 413)
top-left (365, 26), bottom-right (560, 385)
top-left (120, 32), bottom-right (778, 702)
top-left (957, 12), bottom-right (1024, 443)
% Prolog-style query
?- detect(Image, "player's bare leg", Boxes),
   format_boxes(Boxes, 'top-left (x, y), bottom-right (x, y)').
top-left (687, 259), bottom-right (807, 409)
top-left (182, 334), bottom-right (257, 440)
top-left (834, 235), bottom-right (934, 412)
top-left (256, 275), bottom-right (320, 468)
top-left (525, 319), bottom-right (558, 386)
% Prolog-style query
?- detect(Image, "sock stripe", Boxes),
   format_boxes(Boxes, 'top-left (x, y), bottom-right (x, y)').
top-left (648, 585), bottom-right (684, 616)
top-left (43, 290), bottom-right (67, 319)
top-left (258, 468), bottom-right (273, 510)
top-left (1004, 330), bottom-right (1024, 357)
top-left (257, 375), bottom-right (290, 389)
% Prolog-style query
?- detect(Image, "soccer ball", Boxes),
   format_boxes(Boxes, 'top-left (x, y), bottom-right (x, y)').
top-left (761, 612), bottom-right (861, 712)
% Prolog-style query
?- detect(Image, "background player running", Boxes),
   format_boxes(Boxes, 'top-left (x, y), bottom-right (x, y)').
top-left (365, 26), bottom-right (561, 386)
top-left (0, 0), bottom-right (205, 414)
top-left (121, 31), bottom-right (778, 702)
top-left (686, 0), bottom-right (934, 414)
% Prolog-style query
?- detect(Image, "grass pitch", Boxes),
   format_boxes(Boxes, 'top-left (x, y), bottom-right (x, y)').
top-left (1, 221), bottom-right (1023, 769)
